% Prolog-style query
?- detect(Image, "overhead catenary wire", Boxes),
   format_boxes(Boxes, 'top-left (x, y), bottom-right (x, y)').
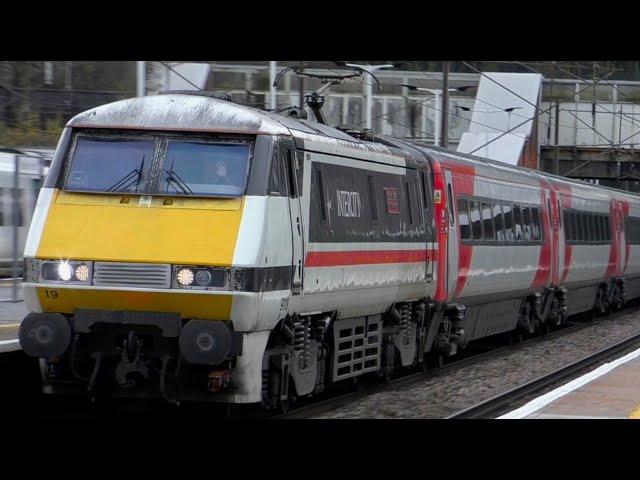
top-left (158, 61), bottom-right (203, 91)
top-left (524, 62), bottom-right (640, 156)
top-left (411, 64), bottom-right (591, 131)
top-left (446, 63), bottom-right (629, 154)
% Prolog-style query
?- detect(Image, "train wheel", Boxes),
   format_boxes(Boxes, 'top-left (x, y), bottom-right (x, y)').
top-left (421, 357), bottom-right (429, 374)
top-left (431, 353), bottom-right (444, 369)
top-left (278, 381), bottom-right (297, 414)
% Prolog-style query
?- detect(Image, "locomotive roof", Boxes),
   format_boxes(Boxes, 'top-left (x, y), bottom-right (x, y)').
top-left (67, 94), bottom-right (405, 161)
top-left (68, 94), bottom-right (291, 135)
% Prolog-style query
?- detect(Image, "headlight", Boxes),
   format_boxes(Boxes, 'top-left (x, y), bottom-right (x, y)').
top-left (173, 266), bottom-right (228, 290)
top-left (39, 260), bottom-right (93, 284)
top-left (58, 262), bottom-right (72, 281)
top-left (176, 268), bottom-right (195, 286)
top-left (195, 270), bottom-right (212, 286)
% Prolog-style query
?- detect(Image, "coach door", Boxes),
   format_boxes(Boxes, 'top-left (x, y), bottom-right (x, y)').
top-left (419, 169), bottom-right (435, 294)
top-left (444, 170), bottom-right (458, 301)
top-left (548, 187), bottom-right (562, 286)
top-left (280, 139), bottom-right (305, 298)
top-left (613, 200), bottom-right (625, 276)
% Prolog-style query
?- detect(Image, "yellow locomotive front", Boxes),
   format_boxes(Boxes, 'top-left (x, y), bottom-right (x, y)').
top-left (18, 94), bottom-right (293, 403)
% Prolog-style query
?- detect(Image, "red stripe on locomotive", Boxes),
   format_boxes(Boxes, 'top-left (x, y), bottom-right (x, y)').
top-left (304, 249), bottom-right (436, 267)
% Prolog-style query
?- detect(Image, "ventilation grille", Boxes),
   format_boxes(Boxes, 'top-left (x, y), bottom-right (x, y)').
top-left (331, 315), bottom-right (382, 382)
top-left (93, 262), bottom-right (171, 289)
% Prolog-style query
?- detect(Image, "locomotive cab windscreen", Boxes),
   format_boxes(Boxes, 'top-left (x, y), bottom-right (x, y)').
top-left (63, 131), bottom-right (254, 198)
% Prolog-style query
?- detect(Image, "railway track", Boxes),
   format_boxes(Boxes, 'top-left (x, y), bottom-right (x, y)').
top-left (446, 331), bottom-right (640, 419)
top-left (274, 304), bottom-right (640, 419)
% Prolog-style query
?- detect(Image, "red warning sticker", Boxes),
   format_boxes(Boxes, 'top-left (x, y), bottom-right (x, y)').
top-left (384, 187), bottom-right (400, 214)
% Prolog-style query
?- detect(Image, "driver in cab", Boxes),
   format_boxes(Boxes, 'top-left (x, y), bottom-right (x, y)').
top-left (205, 159), bottom-right (234, 186)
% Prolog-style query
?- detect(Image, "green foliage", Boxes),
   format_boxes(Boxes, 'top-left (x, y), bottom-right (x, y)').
top-left (0, 113), bottom-right (64, 148)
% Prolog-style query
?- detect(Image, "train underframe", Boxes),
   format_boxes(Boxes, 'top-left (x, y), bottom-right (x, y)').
top-left (27, 276), bottom-right (628, 407)
top-left (260, 277), bottom-right (628, 411)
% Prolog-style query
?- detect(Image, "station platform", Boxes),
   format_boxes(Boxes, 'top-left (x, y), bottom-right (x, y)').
top-left (500, 347), bottom-right (640, 419)
top-left (0, 301), bottom-right (26, 353)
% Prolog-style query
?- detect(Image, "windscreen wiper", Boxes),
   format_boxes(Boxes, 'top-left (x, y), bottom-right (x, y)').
top-left (164, 156), bottom-right (194, 195)
top-left (106, 155), bottom-right (145, 192)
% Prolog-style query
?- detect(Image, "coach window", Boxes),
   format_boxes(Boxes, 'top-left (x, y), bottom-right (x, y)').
top-left (604, 216), bottom-right (611, 242)
top-left (576, 212), bottom-right (582, 241)
top-left (575, 212), bottom-right (583, 241)
top-left (586, 213), bottom-right (594, 242)
top-left (596, 215), bottom-right (604, 242)
top-left (493, 203), bottom-right (505, 242)
top-left (571, 212), bottom-right (579, 242)
top-left (470, 200), bottom-right (483, 240)
top-left (513, 205), bottom-right (524, 241)
top-left (531, 207), bottom-right (541, 241)
top-left (563, 210), bottom-right (572, 241)
top-left (522, 206), bottom-right (533, 241)
top-left (583, 213), bottom-right (590, 242)
top-left (458, 198), bottom-right (471, 240)
top-left (624, 217), bottom-right (629, 243)
top-left (482, 202), bottom-right (495, 241)
top-left (502, 204), bottom-right (515, 242)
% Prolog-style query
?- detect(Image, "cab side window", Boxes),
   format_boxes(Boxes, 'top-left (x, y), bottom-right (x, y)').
top-left (268, 151), bottom-right (283, 196)
top-left (458, 198), bottom-right (471, 240)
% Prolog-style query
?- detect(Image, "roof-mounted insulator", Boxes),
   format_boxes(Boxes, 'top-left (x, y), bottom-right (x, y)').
top-left (285, 106), bottom-right (308, 120)
top-left (336, 125), bottom-right (374, 141)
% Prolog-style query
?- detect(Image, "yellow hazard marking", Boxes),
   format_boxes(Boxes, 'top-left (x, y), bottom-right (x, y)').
top-left (36, 190), bottom-right (244, 266)
top-left (628, 404), bottom-right (640, 419)
top-left (0, 323), bottom-right (20, 329)
top-left (36, 288), bottom-right (233, 321)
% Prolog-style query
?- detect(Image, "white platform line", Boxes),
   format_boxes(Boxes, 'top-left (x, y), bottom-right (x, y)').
top-left (0, 339), bottom-right (20, 352)
top-left (499, 345), bottom-right (640, 419)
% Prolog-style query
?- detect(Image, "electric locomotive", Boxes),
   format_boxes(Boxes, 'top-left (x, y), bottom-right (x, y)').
top-left (18, 93), bottom-right (440, 406)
